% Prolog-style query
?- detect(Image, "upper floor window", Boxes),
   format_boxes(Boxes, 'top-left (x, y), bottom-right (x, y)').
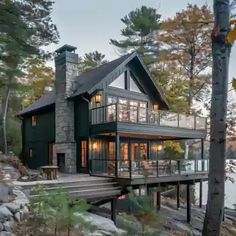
top-left (109, 73), bottom-right (125, 89)
top-left (31, 115), bottom-right (38, 127)
top-left (130, 74), bottom-right (142, 93)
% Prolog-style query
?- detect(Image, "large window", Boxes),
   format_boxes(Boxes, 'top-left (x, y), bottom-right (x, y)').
top-left (109, 73), bottom-right (125, 89)
top-left (129, 100), bottom-right (138, 122)
top-left (81, 141), bottom-right (87, 167)
top-left (107, 96), bottom-right (117, 122)
top-left (139, 102), bottom-right (147, 122)
top-left (118, 98), bottom-right (129, 122)
top-left (130, 74), bottom-right (142, 93)
top-left (120, 143), bottom-right (128, 161)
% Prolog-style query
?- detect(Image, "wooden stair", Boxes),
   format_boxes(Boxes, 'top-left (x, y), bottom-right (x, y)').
top-left (17, 175), bottom-right (122, 202)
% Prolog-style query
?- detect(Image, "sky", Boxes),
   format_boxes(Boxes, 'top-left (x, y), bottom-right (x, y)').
top-left (48, 0), bottom-right (236, 90)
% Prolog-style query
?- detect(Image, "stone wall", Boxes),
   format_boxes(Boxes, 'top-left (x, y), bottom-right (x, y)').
top-left (54, 47), bottom-right (79, 174)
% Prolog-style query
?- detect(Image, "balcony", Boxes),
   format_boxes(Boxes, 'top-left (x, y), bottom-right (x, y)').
top-left (89, 159), bottom-right (209, 184)
top-left (90, 104), bottom-right (207, 139)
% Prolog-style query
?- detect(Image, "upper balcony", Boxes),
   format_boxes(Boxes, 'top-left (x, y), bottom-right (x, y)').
top-left (90, 104), bottom-right (207, 139)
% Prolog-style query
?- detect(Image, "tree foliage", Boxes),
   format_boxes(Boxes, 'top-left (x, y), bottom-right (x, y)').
top-left (110, 6), bottom-right (161, 66)
top-left (22, 58), bottom-right (54, 107)
top-left (78, 51), bottom-right (108, 73)
top-left (158, 4), bottom-right (213, 113)
top-left (0, 0), bottom-right (59, 153)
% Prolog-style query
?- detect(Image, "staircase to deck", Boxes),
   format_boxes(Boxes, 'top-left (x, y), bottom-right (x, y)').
top-left (15, 175), bottom-right (122, 202)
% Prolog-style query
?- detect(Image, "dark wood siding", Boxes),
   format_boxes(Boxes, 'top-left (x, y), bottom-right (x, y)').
top-left (21, 109), bottom-right (55, 169)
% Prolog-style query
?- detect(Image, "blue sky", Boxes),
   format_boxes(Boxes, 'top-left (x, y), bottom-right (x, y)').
top-left (48, 0), bottom-right (236, 83)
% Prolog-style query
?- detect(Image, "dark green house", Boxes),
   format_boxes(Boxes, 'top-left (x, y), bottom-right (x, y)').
top-left (19, 45), bottom-right (207, 177)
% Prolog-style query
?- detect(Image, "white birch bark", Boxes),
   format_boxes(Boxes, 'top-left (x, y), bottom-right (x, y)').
top-left (203, 0), bottom-right (231, 235)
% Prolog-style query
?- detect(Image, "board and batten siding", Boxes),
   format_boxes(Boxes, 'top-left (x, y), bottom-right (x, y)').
top-left (21, 109), bottom-right (55, 169)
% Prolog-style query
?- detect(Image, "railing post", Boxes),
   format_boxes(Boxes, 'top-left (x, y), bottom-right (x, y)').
top-left (115, 103), bottom-right (118, 122)
top-left (115, 133), bottom-right (120, 178)
top-left (177, 160), bottom-right (181, 175)
top-left (177, 113), bottom-right (180, 128)
top-left (156, 160), bottom-right (159, 177)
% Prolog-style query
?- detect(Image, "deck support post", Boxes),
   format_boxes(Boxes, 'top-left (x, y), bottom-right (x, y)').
top-left (199, 180), bottom-right (203, 208)
top-left (177, 182), bottom-right (180, 209)
top-left (115, 133), bottom-right (120, 178)
top-left (111, 198), bottom-right (117, 225)
top-left (187, 183), bottom-right (191, 223)
top-left (156, 184), bottom-right (161, 210)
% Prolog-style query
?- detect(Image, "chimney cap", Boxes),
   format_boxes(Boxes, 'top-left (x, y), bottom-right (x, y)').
top-left (55, 44), bottom-right (77, 54)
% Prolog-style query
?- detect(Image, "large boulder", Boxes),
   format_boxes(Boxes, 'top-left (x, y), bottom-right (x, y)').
top-left (75, 213), bottom-right (126, 236)
top-left (0, 206), bottom-right (12, 221)
top-left (0, 183), bottom-right (10, 203)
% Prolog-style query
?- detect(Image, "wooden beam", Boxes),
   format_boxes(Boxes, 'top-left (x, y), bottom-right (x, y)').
top-left (187, 183), bottom-right (191, 223)
top-left (111, 198), bottom-right (117, 225)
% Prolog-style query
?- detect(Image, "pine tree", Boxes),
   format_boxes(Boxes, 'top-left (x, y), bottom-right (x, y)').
top-left (78, 51), bottom-right (108, 73)
top-left (0, 0), bottom-right (59, 153)
top-left (110, 6), bottom-right (161, 66)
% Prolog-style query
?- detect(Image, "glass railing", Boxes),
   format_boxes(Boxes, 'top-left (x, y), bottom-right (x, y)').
top-left (89, 159), bottom-right (209, 179)
top-left (90, 103), bottom-right (207, 130)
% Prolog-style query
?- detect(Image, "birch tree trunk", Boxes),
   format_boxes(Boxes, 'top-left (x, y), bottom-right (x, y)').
top-left (203, 0), bottom-right (231, 235)
top-left (0, 86), bottom-right (10, 154)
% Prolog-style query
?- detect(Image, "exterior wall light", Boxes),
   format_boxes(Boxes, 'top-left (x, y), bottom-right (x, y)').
top-left (153, 104), bottom-right (159, 112)
top-left (95, 94), bottom-right (102, 104)
top-left (152, 144), bottom-right (163, 152)
top-left (92, 142), bottom-right (98, 151)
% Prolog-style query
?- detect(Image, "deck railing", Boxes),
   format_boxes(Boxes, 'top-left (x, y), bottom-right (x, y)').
top-left (89, 159), bottom-right (209, 179)
top-left (90, 103), bottom-right (207, 130)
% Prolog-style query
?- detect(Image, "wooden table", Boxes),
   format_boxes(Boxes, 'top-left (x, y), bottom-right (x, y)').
top-left (41, 165), bottom-right (58, 180)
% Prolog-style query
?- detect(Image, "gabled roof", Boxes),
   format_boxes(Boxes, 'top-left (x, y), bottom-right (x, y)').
top-left (18, 91), bottom-right (55, 116)
top-left (71, 53), bottom-right (132, 97)
top-left (19, 52), bottom-right (169, 116)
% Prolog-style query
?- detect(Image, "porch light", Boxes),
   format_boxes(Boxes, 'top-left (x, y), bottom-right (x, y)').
top-left (153, 104), bottom-right (159, 112)
top-left (95, 94), bottom-right (102, 104)
top-left (92, 142), bottom-right (98, 151)
top-left (152, 144), bottom-right (163, 152)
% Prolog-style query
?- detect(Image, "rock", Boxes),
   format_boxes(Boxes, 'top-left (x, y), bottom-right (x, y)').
top-left (0, 232), bottom-right (16, 236)
top-left (14, 212), bottom-right (21, 223)
top-left (3, 219), bottom-right (14, 232)
top-left (4, 203), bottom-right (20, 214)
top-left (75, 213), bottom-right (126, 236)
top-left (0, 222), bottom-right (4, 231)
top-left (0, 183), bottom-right (10, 203)
top-left (0, 206), bottom-right (12, 221)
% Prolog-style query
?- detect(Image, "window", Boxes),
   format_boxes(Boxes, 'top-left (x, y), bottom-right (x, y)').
top-left (118, 98), bottom-right (129, 122)
top-left (139, 102), bottom-right (147, 122)
top-left (130, 74), bottom-right (142, 93)
top-left (120, 143), bottom-right (128, 161)
top-left (129, 100), bottom-right (138, 122)
top-left (81, 141), bottom-right (87, 168)
top-left (109, 142), bottom-right (115, 160)
top-left (31, 116), bottom-right (38, 127)
top-left (109, 73), bottom-right (125, 89)
top-left (107, 96), bottom-right (117, 122)
top-left (29, 148), bottom-right (33, 158)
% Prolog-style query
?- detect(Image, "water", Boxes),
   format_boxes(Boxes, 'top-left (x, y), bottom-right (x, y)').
top-left (195, 160), bottom-right (236, 209)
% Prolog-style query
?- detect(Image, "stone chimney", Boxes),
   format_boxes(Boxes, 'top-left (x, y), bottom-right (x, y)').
top-left (54, 45), bottom-right (79, 173)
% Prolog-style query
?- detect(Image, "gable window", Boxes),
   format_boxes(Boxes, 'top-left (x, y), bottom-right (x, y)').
top-left (31, 115), bottom-right (38, 127)
top-left (81, 140), bottom-right (87, 168)
top-left (130, 74), bottom-right (142, 93)
top-left (109, 73), bottom-right (125, 89)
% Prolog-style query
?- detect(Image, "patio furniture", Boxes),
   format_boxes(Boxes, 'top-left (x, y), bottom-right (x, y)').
top-left (41, 165), bottom-right (58, 180)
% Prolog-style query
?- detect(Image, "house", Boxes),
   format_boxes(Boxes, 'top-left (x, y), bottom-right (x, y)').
top-left (18, 45), bottom-right (208, 222)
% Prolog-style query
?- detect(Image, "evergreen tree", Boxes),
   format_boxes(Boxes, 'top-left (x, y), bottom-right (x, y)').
top-left (110, 6), bottom-right (161, 66)
top-left (0, 0), bottom-right (59, 153)
top-left (78, 51), bottom-right (108, 73)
